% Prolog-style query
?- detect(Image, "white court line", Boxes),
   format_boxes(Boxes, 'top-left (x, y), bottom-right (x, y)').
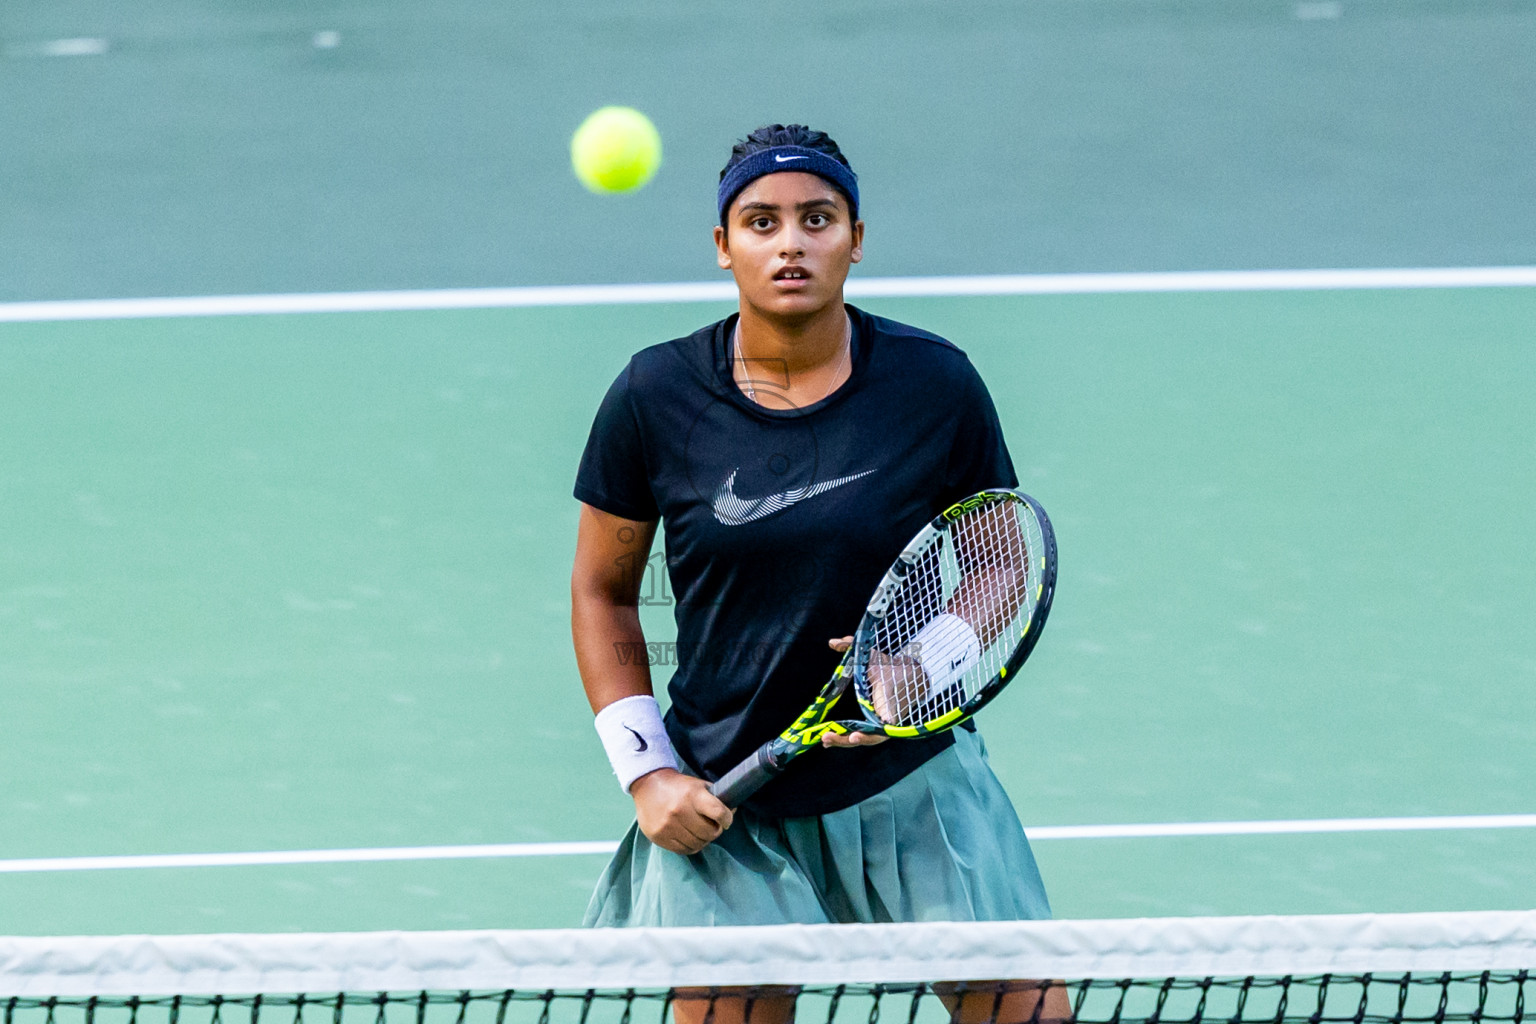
top-left (36, 37), bottom-right (110, 57)
top-left (1028, 814), bottom-right (1536, 840)
top-left (2, 815), bottom-right (1533, 874)
top-left (0, 842), bottom-right (620, 874)
top-left (2, 267), bottom-right (1534, 323)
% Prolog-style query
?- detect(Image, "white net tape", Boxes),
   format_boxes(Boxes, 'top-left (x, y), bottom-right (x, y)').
top-left (3, 912), bottom-right (1534, 997)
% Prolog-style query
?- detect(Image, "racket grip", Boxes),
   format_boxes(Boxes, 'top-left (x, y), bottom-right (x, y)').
top-left (709, 746), bottom-right (780, 809)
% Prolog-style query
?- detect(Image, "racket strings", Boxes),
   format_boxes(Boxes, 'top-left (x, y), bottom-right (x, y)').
top-left (860, 500), bottom-right (1044, 727)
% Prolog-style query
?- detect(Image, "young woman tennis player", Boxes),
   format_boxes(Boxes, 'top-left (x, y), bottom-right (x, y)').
top-left (571, 125), bottom-right (1068, 1024)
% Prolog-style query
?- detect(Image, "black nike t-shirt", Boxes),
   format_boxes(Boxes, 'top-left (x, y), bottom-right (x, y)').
top-left (574, 305), bottom-right (1018, 817)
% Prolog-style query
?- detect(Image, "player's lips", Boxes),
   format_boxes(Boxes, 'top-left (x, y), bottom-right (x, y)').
top-left (772, 266), bottom-right (812, 285)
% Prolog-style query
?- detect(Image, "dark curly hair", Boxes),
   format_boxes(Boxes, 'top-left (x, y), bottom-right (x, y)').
top-left (718, 124), bottom-right (856, 226)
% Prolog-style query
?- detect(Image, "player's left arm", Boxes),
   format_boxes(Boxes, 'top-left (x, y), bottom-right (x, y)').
top-left (822, 358), bottom-right (1020, 750)
top-left (944, 498), bottom-right (1031, 647)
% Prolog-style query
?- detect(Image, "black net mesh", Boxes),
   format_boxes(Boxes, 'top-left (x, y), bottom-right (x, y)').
top-left (4, 972), bottom-right (1531, 1024)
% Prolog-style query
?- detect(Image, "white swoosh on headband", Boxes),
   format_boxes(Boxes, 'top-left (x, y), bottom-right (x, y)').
top-left (711, 468), bottom-right (875, 526)
top-left (773, 154), bottom-right (809, 163)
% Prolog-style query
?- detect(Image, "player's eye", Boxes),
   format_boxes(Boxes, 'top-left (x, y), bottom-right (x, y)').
top-left (750, 216), bottom-right (775, 231)
top-left (805, 213), bottom-right (830, 228)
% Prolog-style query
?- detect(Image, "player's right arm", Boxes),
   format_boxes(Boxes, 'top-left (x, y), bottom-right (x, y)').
top-left (571, 502), bottom-right (733, 854)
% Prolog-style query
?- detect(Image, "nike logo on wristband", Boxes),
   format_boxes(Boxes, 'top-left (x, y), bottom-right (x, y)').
top-left (711, 468), bottom-right (876, 526)
top-left (624, 726), bottom-right (648, 752)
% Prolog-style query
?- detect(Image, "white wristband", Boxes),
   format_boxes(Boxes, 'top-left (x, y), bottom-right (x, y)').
top-left (907, 613), bottom-right (982, 694)
top-left (594, 695), bottom-right (680, 793)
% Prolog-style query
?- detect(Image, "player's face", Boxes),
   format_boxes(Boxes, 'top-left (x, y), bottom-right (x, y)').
top-left (714, 172), bottom-right (864, 320)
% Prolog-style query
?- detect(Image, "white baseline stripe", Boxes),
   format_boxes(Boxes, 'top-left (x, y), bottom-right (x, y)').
top-left (3, 815), bottom-right (1533, 874)
top-left (0, 283), bottom-right (736, 322)
top-left (1028, 814), bottom-right (1536, 840)
top-left (2, 266), bottom-right (1534, 323)
top-left (0, 842), bottom-right (620, 874)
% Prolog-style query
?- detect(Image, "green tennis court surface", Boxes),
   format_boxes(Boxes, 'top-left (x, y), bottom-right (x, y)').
top-left (3, 285), bottom-right (1533, 935)
top-left (6, 0), bottom-right (1534, 301)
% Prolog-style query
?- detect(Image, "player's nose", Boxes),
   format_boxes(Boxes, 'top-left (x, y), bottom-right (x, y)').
top-left (779, 227), bottom-right (807, 258)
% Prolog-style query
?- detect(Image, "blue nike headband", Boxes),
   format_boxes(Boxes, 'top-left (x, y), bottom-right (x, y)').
top-left (716, 146), bottom-right (860, 225)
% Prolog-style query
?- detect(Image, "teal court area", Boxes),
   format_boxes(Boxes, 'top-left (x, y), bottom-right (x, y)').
top-left (2, 285), bottom-right (1533, 935)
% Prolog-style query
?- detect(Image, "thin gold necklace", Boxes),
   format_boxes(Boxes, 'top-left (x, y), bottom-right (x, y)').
top-left (734, 315), bottom-right (851, 405)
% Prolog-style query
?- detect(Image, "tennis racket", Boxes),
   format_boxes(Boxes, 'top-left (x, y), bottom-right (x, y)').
top-left (709, 488), bottom-right (1057, 808)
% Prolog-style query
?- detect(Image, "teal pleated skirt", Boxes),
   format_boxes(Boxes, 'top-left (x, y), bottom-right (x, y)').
top-left (583, 729), bottom-right (1052, 927)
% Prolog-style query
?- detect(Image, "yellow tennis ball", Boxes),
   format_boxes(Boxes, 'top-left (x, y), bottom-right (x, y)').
top-left (571, 107), bottom-right (663, 194)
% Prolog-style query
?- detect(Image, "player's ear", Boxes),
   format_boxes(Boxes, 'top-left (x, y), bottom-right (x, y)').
top-left (713, 225), bottom-right (732, 270)
top-left (849, 219), bottom-right (864, 265)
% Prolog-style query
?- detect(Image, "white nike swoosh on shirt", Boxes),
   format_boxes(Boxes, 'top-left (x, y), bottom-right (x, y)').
top-left (711, 468), bottom-right (876, 526)
top-left (773, 154), bottom-right (809, 163)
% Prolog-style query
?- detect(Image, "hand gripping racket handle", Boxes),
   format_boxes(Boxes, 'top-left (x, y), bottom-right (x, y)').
top-left (709, 745), bottom-right (782, 809)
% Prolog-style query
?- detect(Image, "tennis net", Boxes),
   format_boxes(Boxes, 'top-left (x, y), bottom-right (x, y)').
top-left (3, 911), bottom-right (1532, 1024)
